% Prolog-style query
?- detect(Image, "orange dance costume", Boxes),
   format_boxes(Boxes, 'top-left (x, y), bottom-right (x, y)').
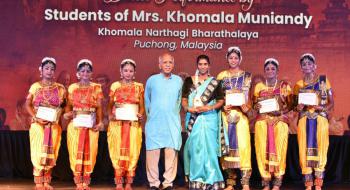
top-left (253, 80), bottom-right (292, 188)
top-left (108, 81), bottom-right (145, 185)
top-left (27, 81), bottom-right (66, 184)
top-left (66, 82), bottom-right (103, 186)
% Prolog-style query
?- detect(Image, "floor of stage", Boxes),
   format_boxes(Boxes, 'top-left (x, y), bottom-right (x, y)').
top-left (1, 179), bottom-right (350, 190)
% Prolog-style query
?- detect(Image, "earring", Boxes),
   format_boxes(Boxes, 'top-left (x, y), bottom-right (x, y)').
top-left (207, 68), bottom-right (210, 76)
top-left (38, 67), bottom-right (42, 78)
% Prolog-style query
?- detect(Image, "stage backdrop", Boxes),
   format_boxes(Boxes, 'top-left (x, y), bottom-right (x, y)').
top-left (0, 0), bottom-right (349, 130)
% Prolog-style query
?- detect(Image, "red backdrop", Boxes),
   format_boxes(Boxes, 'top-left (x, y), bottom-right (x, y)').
top-left (0, 0), bottom-right (349, 130)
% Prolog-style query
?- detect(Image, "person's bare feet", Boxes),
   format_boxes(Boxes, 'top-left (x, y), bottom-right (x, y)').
top-left (263, 186), bottom-right (270, 190)
top-left (224, 185), bottom-right (234, 190)
top-left (125, 183), bottom-right (133, 190)
top-left (75, 183), bottom-right (84, 190)
top-left (242, 185), bottom-right (250, 190)
top-left (35, 183), bottom-right (44, 190)
top-left (271, 186), bottom-right (279, 190)
top-left (82, 183), bottom-right (90, 190)
top-left (43, 183), bottom-right (53, 190)
top-left (116, 184), bottom-right (124, 190)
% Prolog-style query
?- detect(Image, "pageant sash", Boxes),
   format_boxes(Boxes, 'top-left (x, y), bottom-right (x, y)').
top-left (187, 78), bottom-right (218, 133)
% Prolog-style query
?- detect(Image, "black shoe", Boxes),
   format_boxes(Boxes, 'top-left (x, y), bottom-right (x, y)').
top-left (149, 186), bottom-right (160, 190)
top-left (163, 186), bottom-right (173, 190)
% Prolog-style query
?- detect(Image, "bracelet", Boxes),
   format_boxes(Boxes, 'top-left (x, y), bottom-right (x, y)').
top-left (63, 113), bottom-right (69, 120)
top-left (208, 106), bottom-right (212, 111)
top-left (31, 116), bottom-right (37, 123)
top-left (253, 104), bottom-right (258, 110)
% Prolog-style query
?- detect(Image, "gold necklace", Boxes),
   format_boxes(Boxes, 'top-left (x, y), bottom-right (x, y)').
top-left (304, 74), bottom-right (317, 84)
top-left (228, 70), bottom-right (244, 90)
top-left (121, 80), bottom-right (133, 86)
top-left (265, 79), bottom-right (278, 92)
top-left (77, 84), bottom-right (92, 104)
top-left (41, 80), bottom-right (53, 87)
top-left (40, 85), bottom-right (57, 106)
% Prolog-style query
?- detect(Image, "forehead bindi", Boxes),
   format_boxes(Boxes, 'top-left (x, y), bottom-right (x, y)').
top-left (43, 64), bottom-right (55, 69)
top-left (265, 64), bottom-right (277, 69)
top-left (302, 58), bottom-right (314, 64)
top-left (229, 53), bottom-right (239, 58)
top-left (123, 65), bottom-right (135, 71)
top-left (80, 66), bottom-right (91, 71)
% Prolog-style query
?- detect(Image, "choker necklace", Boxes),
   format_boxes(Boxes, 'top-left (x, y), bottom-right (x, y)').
top-left (228, 70), bottom-right (243, 90)
top-left (79, 81), bottom-right (90, 87)
top-left (304, 75), bottom-right (316, 84)
top-left (41, 80), bottom-right (53, 87)
top-left (121, 80), bottom-right (133, 85)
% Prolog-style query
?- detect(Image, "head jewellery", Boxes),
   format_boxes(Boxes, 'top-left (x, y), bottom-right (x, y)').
top-left (120, 59), bottom-right (136, 68)
top-left (226, 46), bottom-right (242, 61)
top-left (227, 46), bottom-right (241, 54)
top-left (77, 59), bottom-right (93, 69)
top-left (41, 57), bottom-right (56, 65)
top-left (264, 58), bottom-right (279, 68)
top-left (300, 53), bottom-right (315, 63)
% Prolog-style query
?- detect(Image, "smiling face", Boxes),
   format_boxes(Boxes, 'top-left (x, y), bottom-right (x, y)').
top-left (120, 63), bottom-right (135, 81)
top-left (78, 64), bottom-right (92, 82)
top-left (264, 63), bottom-right (278, 80)
top-left (300, 58), bottom-right (316, 75)
top-left (227, 52), bottom-right (241, 69)
top-left (159, 54), bottom-right (174, 75)
top-left (41, 62), bottom-right (56, 80)
top-left (197, 58), bottom-right (210, 75)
